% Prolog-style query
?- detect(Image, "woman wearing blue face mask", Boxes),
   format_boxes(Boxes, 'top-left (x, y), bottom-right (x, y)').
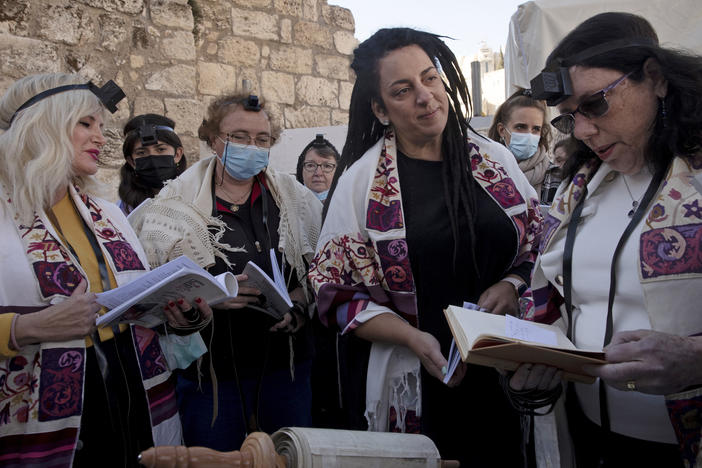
top-left (488, 89), bottom-right (553, 202)
top-left (129, 93), bottom-right (322, 451)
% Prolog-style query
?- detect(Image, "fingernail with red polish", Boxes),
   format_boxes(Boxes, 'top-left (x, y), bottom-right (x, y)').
top-left (195, 298), bottom-right (202, 304)
top-left (168, 301), bottom-right (175, 307)
top-left (177, 298), bottom-right (184, 305)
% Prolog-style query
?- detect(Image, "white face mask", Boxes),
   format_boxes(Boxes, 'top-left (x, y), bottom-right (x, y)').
top-left (506, 130), bottom-right (540, 161)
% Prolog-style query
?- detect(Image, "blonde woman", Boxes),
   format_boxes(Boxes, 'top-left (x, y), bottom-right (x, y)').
top-left (0, 73), bottom-right (208, 467)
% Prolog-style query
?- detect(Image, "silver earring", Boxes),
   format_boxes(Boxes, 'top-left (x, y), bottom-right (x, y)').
top-left (380, 119), bottom-right (389, 126)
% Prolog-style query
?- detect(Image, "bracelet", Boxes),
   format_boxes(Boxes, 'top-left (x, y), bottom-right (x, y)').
top-left (10, 314), bottom-right (21, 351)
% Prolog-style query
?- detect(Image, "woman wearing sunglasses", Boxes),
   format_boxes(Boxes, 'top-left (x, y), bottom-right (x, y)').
top-left (508, 12), bottom-right (702, 467)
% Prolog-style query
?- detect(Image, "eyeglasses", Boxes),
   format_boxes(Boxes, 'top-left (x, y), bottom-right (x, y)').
top-left (220, 131), bottom-right (274, 148)
top-left (550, 71), bottom-right (634, 134)
top-left (303, 162), bottom-right (336, 173)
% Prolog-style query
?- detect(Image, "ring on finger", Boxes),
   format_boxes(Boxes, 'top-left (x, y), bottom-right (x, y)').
top-left (626, 380), bottom-right (637, 391)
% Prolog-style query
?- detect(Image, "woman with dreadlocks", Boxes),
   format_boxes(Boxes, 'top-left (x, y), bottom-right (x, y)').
top-left (309, 28), bottom-right (543, 465)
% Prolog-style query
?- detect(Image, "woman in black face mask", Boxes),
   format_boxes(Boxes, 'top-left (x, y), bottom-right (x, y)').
top-left (118, 114), bottom-right (187, 214)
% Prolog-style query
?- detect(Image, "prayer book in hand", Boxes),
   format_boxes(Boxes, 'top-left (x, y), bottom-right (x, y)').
top-left (444, 304), bottom-right (605, 383)
top-left (239, 249), bottom-right (293, 321)
top-left (96, 255), bottom-right (238, 328)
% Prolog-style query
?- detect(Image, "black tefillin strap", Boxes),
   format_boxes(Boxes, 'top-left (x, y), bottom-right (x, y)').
top-left (562, 163), bottom-right (667, 466)
top-left (9, 80), bottom-right (125, 124)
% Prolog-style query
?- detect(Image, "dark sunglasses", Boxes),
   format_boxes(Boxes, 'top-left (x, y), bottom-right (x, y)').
top-left (550, 71), bottom-right (634, 134)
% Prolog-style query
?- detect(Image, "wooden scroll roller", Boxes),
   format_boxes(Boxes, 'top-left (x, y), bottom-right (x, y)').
top-left (139, 428), bottom-right (460, 468)
top-left (138, 432), bottom-right (286, 468)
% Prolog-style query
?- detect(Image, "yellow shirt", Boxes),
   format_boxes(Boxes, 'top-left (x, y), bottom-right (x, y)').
top-left (49, 193), bottom-right (127, 344)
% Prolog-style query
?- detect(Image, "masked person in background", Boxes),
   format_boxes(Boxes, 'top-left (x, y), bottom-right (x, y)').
top-left (489, 89), bottom-right (553, 202)
top-left (130, 93), bottom-right (322, 451)
top-left (118, 114), bottom-right (187, 215)
top-left (295, 134), bottom-right (340, 202)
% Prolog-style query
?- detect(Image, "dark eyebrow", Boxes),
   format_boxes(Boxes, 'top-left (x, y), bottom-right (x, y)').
top-left (388, 66), bottom-right (437, 88)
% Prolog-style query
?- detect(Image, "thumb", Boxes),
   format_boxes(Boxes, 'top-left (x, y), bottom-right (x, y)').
top-left (70, 278), bottom-right (88, 296)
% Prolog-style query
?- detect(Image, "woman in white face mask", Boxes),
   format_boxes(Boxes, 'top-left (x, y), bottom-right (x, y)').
top-left (488, 89), bottom-right (552, 201)
top-left (128, 93), bottom-right (322, 452)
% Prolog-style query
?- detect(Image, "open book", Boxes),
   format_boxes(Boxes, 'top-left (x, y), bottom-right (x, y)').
top-left (238, 249), bottom-right (292, 321)
top-left (96, 255), bottom-right (238, 328)
top-left (444, 304), bottom-right (606, 383)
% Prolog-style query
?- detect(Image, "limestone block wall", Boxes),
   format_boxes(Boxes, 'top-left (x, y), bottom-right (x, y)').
top-left (0, 0), bottom-right (357, 200)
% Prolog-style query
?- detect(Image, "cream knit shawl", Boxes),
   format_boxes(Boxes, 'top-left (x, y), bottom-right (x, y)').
top-left (129, 156), bottom-right (322, 297)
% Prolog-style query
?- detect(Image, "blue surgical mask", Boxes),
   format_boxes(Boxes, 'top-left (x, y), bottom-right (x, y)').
top-left (159, 332), bottom-right (207, 370)
top-left (219, 139), bottom-right (269, 180)
top-left (314, 190), bottom-right (328, 202)
top-left (506, 130), bottom-right (540, 161)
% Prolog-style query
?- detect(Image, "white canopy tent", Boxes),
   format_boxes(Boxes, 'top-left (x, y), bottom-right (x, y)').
top-left (505, 0), bottom-right (702, 95)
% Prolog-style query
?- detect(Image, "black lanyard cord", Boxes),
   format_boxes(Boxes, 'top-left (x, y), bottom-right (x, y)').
top-left (561, 163), bottom-right (668, 463)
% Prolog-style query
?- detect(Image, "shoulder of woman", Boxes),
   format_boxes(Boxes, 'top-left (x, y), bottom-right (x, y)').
top-left (336, 137), bottom-right (385, 192)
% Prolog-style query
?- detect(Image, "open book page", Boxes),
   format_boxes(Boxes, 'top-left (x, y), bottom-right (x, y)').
top-left (240, 255), bottom-right (292, 320)
top-left (96, 255), bottom-right (238, 328)
top-left (444, 305), bottom-right (605, 383)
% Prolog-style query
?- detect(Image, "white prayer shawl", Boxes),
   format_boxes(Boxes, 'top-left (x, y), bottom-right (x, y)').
top-left (129, 155), bottom-right (322, 299)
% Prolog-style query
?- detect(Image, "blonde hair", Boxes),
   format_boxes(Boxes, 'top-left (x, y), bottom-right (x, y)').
top-left (0, 73), bottom-right (107, 218)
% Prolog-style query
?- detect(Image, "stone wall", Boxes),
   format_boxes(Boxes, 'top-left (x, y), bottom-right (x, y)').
top-left (0, 0), bottom-right (357, 200)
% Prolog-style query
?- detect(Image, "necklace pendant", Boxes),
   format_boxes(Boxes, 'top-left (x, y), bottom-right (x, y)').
top-left (627, 208), bottom-right (635, 217)
top-left (230, 204), bottom-right (239, 212)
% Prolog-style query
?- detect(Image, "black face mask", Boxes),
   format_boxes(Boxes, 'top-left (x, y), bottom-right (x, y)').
top-left (134, 155), bottom-right (179, 188)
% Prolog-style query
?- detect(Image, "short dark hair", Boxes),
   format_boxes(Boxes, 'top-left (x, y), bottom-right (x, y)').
top-left (197, 93), bottom-right (279, 148)
top-left (295, 136), bottom-right (340, 183)
top-left (545, 12), bottom-right (702, 180)
top-left (118, 113), bottom-right (187, 210)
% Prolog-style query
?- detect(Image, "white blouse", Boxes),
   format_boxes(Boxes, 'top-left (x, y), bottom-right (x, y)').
top-left (539, 163), bottom-right (677, 443)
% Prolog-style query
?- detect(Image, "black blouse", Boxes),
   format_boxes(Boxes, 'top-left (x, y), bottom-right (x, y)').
top-left (180, 176), bottom-right (313, 381)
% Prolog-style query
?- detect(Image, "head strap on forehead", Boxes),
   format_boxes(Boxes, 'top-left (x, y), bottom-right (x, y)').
top-left (531, 37), bottom-right (656, 106)
top-left (9, 79), bottom-right (125, 125)
top-left (129, 123), bottom-right (176, 147)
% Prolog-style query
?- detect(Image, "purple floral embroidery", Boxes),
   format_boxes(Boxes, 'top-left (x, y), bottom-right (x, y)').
top-left (486, 179), bottom-right (524, 209)
top-left (470, 154), bottom-right (482, 171)
top-left (103, 241), bottom-right (145, 271)
top-left (133, 327), bottom-right (168, 380)
top-left (38, 348), bottom-right (84, 421)
top-left (648, 203), bottom-right (668, 223)
top-left (32, 262), bottom-right (82, 297)
top-left (366, 199), bottom-right (404, 232)
top-left (641, 225), bottom-right (702, 279)
top-left (377, 239), bottom-right (414, 292)
top-left (683, 200), bottom-right (702, 219)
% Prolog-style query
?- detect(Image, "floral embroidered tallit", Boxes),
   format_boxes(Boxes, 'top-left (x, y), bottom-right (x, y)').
top-left (310, 128), bottom-right (542, 331)
top-left (0, 183), bottom-right (180, 467)
top-left (529, 154), bottom-right (702, 466)
top-left (309, 128), bottom-right (543, 431)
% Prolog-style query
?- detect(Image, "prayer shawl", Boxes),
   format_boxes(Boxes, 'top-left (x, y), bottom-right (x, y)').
top-left (129, 156), bottom-right (322, 299)
top-left (0, 183), bottom-right (180, 468)
top-left (309, 128), bottom-right (542, 430)
top-left (519, 147), bottom-right (551, 197)
top-left (529, 154), bottom-right (702, 466)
